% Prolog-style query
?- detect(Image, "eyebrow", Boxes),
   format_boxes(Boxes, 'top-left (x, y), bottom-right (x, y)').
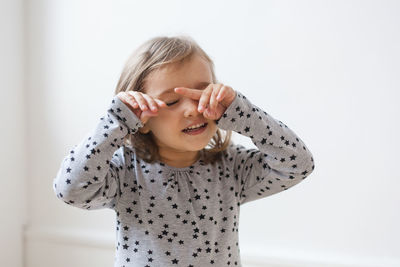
top-left (155, 81), bottom-right (210, 98)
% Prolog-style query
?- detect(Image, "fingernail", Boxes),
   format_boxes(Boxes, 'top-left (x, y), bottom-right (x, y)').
top-left (198, 105), bottom-right (203, 112)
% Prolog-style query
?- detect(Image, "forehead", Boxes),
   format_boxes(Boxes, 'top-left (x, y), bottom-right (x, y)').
top-left (143, 55), bottom-right (213, 98)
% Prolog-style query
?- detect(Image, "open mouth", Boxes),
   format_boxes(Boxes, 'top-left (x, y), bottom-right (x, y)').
top-left (182, 123), bottom-right (208, 133)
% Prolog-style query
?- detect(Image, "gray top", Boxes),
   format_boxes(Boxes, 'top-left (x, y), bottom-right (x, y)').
top-left (53, 90), bottom-right (315, 267)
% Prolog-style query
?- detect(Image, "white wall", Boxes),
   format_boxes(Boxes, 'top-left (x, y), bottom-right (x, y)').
top-left (9, 0), bottom-right (400, 266)
top-left (0, 0), bottom-right (26, 267)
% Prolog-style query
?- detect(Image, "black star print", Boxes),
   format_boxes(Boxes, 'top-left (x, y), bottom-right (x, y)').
top-left (53, 91), bottom-right (314, 266)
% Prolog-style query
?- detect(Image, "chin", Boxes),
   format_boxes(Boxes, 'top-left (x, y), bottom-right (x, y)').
top-left (187, 142), bottom-right (208, 151)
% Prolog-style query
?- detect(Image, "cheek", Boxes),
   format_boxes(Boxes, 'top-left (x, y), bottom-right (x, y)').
top-left (148, 113), bottom-right (177, 130)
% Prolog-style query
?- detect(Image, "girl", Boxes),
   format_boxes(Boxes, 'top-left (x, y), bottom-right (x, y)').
top-left (53, 35), bottom-right (315, 267)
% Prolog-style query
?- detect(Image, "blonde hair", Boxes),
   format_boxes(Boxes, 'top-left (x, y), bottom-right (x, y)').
top-left (115, 35), bottom-right (232, 164)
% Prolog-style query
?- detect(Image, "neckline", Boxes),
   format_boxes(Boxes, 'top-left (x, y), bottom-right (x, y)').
top-left (157, 150), bottom-right (204, 171)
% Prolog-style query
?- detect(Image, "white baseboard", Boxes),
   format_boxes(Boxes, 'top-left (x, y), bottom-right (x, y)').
top-left (25, 225), bottom-right (115, 249)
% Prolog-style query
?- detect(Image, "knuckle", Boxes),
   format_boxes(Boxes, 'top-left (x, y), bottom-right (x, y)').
top-left (137, 94), bottom-right (145, 102)
top-left (147, 95), bottom-right (155, 103)
top-left (128, 91), bottom-right (139, 99)
top-left (144, 95), bottom-right (155, 105)
top-left (126, 93), bottom-right (135, 101)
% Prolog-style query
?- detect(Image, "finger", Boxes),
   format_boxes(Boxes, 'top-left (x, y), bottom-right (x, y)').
top-left (210, 84), bottom-right (223, 111)
top-left (198, 84), bottom-right (214, 112)
top-left (174, 87), bottom-right (202, 100)
top-left (154, 98), bottom-right (167, 108)
top-left (121, 92), bottom-right (142, 118)
top-left (130, 91), bottom-right (148, 111)
top-left (216, 86), bottom-right (226, 102)
top-left (124, 92), bottom-right (139, 109)
top-left (141, 93), bottom-right (159, 112)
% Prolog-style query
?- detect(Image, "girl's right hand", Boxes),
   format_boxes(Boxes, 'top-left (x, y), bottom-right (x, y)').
top-left (116, 91), bottom-right (167, 124)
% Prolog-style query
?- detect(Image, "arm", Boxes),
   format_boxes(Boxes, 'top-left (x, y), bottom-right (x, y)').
top-left (216, 91), bottom-right (315, 205)
top-left (53, 95), bottom-right (143, 210)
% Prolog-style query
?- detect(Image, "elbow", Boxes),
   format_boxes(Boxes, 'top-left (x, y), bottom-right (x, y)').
top-left (292, 149), bottom-right (315, 180)
top-left (53, 178), bottom-right (73, 205)
top-left (53, 180), bottom-right (90, 209)
top-left (300, 152), bottom-right (315, 179)
top-left (52, 174), bottom-right (82, 207)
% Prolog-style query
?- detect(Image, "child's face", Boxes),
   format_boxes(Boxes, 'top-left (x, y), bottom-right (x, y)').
top-left (141, 54), bottom-right (218, 156)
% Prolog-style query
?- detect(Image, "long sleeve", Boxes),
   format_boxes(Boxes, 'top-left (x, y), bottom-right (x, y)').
top-left (53, 95), bottom-right (143, 210)
top-left (216, 91), bottom-right (315, 205)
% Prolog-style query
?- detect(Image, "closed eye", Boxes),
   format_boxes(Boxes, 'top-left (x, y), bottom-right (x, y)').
top-left (166, 100), bottom-right (179, 106)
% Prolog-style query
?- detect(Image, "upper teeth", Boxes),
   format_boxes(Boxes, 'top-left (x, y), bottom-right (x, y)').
top-left (185, 123), bottom-right (205, 130)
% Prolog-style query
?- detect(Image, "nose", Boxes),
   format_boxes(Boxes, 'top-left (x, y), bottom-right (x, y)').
top-left (183, 97), bottom-right (201, 117)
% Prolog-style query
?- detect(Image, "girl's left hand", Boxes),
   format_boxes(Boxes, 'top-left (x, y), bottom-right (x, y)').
top-left (174, 83), bottom-right (236, 120)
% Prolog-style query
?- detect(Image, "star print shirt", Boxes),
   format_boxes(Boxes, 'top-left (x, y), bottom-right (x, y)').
top-left (53, 90), bottom-right (315, 267)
